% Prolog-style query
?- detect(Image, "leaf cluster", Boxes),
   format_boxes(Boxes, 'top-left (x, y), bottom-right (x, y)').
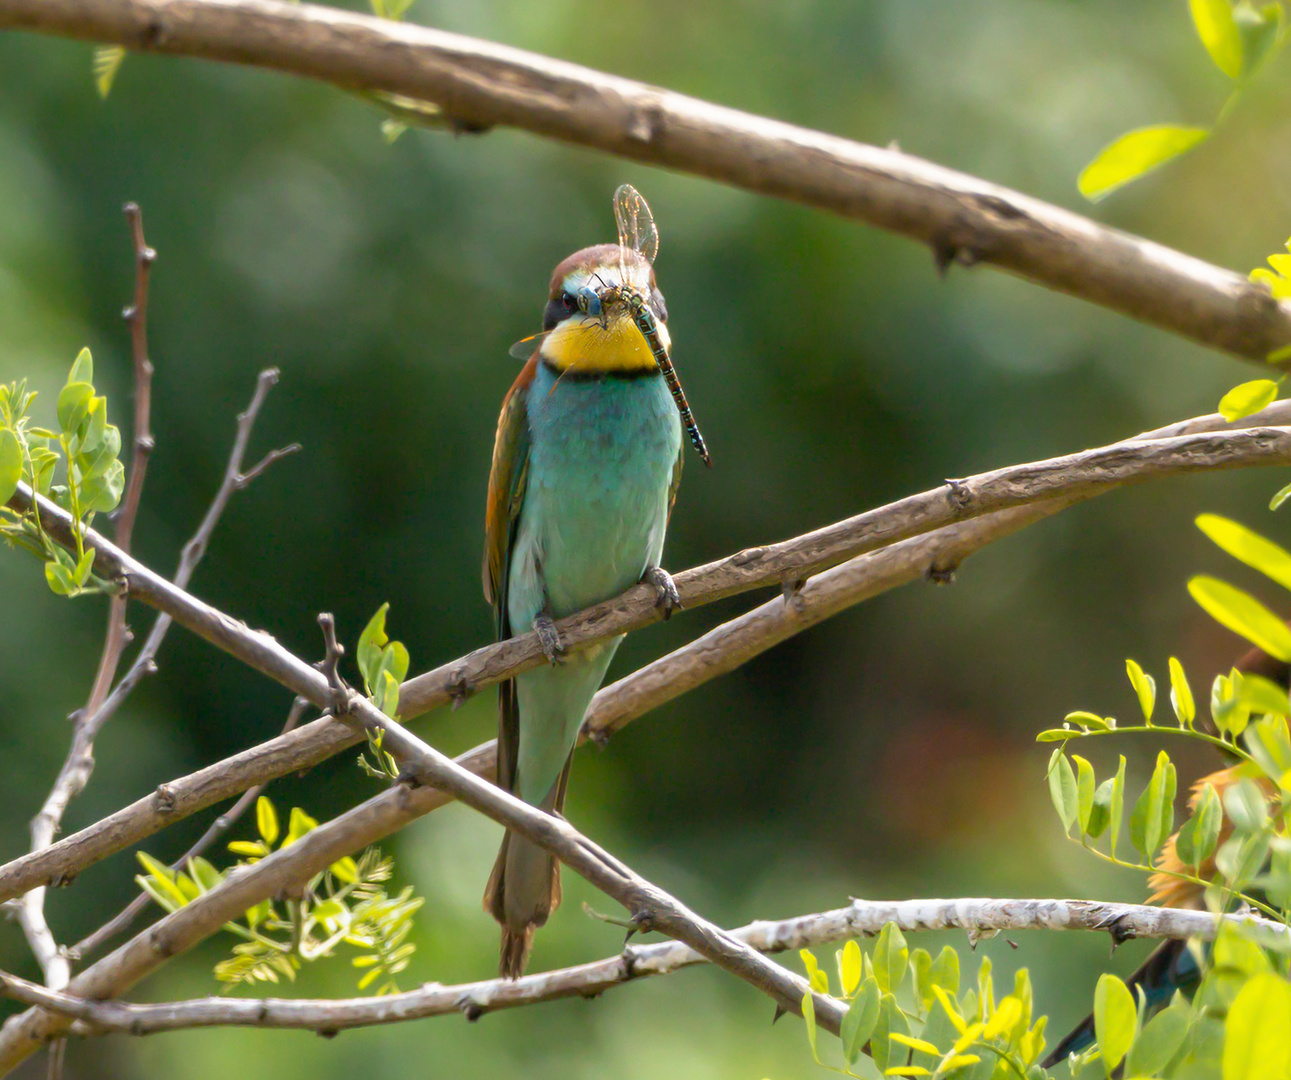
top-left (0, 348), bottom-right (124, 596)
top-left (355, 602), bottom-right (410, 781)
top-left (136, 796), bottom-right (423, 995)
top-left (799, 925), bottom-right (1047, 1079)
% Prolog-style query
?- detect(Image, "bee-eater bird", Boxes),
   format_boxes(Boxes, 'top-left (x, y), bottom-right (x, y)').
top-left (481, 239), bottom-right (684, 977)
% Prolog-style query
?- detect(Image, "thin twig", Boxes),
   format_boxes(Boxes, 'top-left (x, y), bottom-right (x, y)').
top-left (0, 0), bottom-right (1289, 363)
top-left (3, 403), bottom-right (1291, 907)
top-left (0, 898), bottom-right (1274, 1038)
top-left (17, 209), bottom-right (158, 1007)
top-left (70, 697), bottom-right (310, 962)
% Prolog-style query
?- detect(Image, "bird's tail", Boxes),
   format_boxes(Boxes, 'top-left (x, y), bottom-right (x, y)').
top-left (483, 758), bottom-right (572, 979)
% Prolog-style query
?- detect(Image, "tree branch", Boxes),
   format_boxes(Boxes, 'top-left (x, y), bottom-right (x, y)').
top-left (0, 0), bottom-right (1287, 364)
top-left (3, 403), bottom-right (1290, 908)
top-left (0, 898), bottom-right (1279, 1038)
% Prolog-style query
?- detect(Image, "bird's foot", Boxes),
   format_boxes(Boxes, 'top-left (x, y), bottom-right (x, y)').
top-left (643, 566), bottom-right (682, 619)
top-left (532, 611), bottom-right (566, 665)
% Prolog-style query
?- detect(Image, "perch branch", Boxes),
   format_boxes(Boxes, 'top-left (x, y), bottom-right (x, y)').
top-left (4, 404), bottom-right (1291, 907)
top-left (0, 898), bottom-right (1279, 1036)
top-left (0, 0), bottom-right (1289, 362)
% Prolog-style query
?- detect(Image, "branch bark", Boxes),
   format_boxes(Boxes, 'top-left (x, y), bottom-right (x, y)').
top-left (0, 898), bottom-right (1278, 1037)
top-left (4, 403), bottom-right (1290, 910)
top-left (0, 0), bottom-right (1287, 364)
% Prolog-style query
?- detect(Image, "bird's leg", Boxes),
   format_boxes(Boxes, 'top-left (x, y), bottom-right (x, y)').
top-left (643, 566), bottom-right (682, 619)
top-left (532, 606), bottom-right (566, 665)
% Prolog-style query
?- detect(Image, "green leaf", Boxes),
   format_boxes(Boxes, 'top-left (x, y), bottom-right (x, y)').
top-left (1078, 126), bottom-right (1210, 201)
top-left (1126, 659), bottom-right (1156, 721)
top-left (1170, 656), bottom-right (1196, 727)
top-left (1048, 749), bottom-right (1079, 835)
top-left (68, 347), bottom-right (93, 387)
top-left (1191, 0), bottom-right (1245, 77)
top-left (1219, 379), bottom-right (1280, 421)
top-left (73, 547), bottom-right (95, 588)
top-left (1176, 782), bottom-right (1223, 868)
top-left (1129, 750), bottom-right (1177, 858)
top-left (1223, 973), bottom-right (1291, 1079)
top-left (1238, 2), bottom-right (1283, 75)
top-left (1197, 514), bottom-right (1291, 592)
top-left (1188, 575), bottom-right (1291, 661)
top-left (1087, 777), bottom-right (1115, 839)
top-left (0, 428), bottom-right (21, 505)
top-left (1241, 673), bottom-right (1291, 718)
top-left (44, 559), bottom-right (75, 596)
top-left (1223, 777), bottom-right (1269, 833)
top-left (1272, 481), bottom-right (1291, 512)
top-left (78, 459), bottom-right (124, 514)
top-left (871, 993), bottom-right (909, 1073)
top-left (842, 977), bottom-right (881, 1064)
top-left (1064, 711), bottom-right (1114, 732)
top-left (358, 603), bottom-right (391, 693)
top-left (928, 945), bottom-right (959, 996)
top-left (801, 991), bottom-right (819, 1061)
top-left (1094, 973), bottom-right (1136, 1074)
top-left (256, 796), bottom-right (280, 847)
top-left (1126, 1001), bottom-right (1191, 1077)
top-left (873, 922), bottom-right (908, 994)
top-left (1073, 754), bottom-right (1096, 834)
top-left (1246, 715), bottom-right (1291, 784)
top-left (1110, 755), bottom-right (1127, 858)
top-left (56, 382), bottom-right (93, 435)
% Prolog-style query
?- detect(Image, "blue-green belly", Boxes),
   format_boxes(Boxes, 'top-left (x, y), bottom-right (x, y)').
top-left (506, 363), bottom-right (681, 804)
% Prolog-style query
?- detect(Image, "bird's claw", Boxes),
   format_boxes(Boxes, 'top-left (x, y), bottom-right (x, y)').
top-left (643, 566), bottom-right (681, 619)
top-left (533, 612), bottom-right (566, 665)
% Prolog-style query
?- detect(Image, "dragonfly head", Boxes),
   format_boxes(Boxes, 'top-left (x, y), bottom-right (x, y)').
top-left (536, 244), bottom-right (670, 376)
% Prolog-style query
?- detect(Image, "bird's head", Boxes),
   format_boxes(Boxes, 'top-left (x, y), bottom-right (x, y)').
top-left (536, 243), bottom-right (670, 376)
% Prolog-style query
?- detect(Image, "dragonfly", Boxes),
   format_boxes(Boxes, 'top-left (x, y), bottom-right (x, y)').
top-left (509, 185), bottom-right (712, 467)
top-left (602, 184), bottom-right (711, 467)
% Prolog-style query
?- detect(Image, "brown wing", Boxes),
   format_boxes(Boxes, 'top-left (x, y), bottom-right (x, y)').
top-left (666, 443), bottom-right (684, 523)
top-left (483, 352), bottom-right (537, 798)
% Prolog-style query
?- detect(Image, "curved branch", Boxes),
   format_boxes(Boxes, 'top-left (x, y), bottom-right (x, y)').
top-left (4, 404), bottom-right (1291, 908)
top-left (0, 0), bottom-right (1287, 363)
top-left (0, 898), bottom-right (1278, 1037)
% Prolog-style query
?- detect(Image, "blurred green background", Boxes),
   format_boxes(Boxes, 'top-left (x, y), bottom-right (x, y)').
top-left (2, 0), bottom-right (1289, 1075)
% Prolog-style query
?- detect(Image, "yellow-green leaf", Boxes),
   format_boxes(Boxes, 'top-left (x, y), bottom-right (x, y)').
top-left (93, 46), bottom-right (127, 98)
top-left (1078, 126), bottom-right (1210, 201)
top-left (1126, 659), bottom-right (1156, 721)
top-left (1219, 379), bottom-right (1280, 422)
top-left (1223, 972), bottom-right (1291, 1079)
top-left (1191, 0), bottom-right (1244, 78)
top-left (0, 429), bottom-right (21, 505)
top-left (1198, 514), bottom-right (1291, 592)
top-left (1189, 575), bottom-right (1291, 660)
top-left (255, 795), bottom-right (279, 847)
top-left (841, 939), bottom-right (863, 996)
top-left (1170, 656), bottom-right (1196, 726)
top-left (1094, 973), bottom-right (1136, 1072)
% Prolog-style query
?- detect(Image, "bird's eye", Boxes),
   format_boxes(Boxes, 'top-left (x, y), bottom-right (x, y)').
top-left (560, 291), bottom-right (579, 311)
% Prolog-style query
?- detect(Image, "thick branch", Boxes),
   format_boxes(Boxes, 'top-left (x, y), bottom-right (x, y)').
top-left (4, 405), bottom-right (1291, 907)
top-left (0, 0), bottom-right (1288, 362)
top-left (0, 898), bottom-right (1278, 1037)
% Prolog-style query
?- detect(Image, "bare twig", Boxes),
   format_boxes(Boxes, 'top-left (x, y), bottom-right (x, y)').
top-left (70, 696), bottom-right (310, 962)
top-left (4, 404), bottom-right (1291, 907)
top-left (17, 209), bottom-right (159, 1007)
top-left (0, 0), bottom-right (1289, 364)
top-left (0, 898), bottom-right (1278, 1037)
